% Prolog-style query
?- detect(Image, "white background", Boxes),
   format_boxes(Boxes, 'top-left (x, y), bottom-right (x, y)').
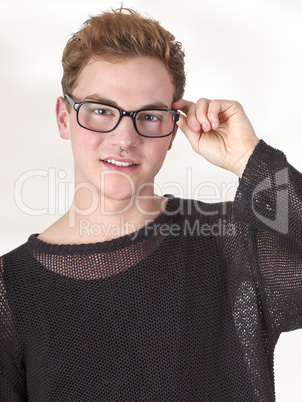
top-left (0, 0), bottom-right (301, 399)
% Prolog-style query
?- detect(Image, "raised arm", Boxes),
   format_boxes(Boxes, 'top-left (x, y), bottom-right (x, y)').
top-left (174, 96), bottom-right (302, 337)
top-left (234, 140), bottom-right (302, 338)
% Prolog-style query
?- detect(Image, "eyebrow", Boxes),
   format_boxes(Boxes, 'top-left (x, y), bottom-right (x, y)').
top-left (83, 94), bottom-right (170, 110)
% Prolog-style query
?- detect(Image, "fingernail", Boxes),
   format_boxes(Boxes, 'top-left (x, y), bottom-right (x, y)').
top-left (191, 122), bottom-right (198, 131)
top-left (202, 123), bottom-right (207, 130)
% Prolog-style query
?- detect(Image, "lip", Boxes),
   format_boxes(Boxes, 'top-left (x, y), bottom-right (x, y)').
top-left (101, 156), bottom-right (139, 165)
top-left (100, 156), bottom-right (140, 172)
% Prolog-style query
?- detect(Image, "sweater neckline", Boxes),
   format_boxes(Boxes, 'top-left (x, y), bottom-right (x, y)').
top-left (27, 195), bottom-right (177, 255)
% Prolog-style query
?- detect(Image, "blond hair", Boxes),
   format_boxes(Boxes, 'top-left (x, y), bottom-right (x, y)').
top-left (61, 7), bottom-right (186, 101)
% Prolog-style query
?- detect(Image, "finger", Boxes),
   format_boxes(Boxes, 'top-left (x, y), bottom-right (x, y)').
top-left (172, 99), bottom-right (194, 115)
top-left (195, 98), bottom-right (213, 132)
top-left (185, 102), bottom-right (204, 132)
top-left (206, 100), bottom-right (222, 129)
top-left (176, 114), bottom-right (200, 151)
top-left (207, 99), bottom-right (241, 129)
top-left (173, 99), bottom-right (202, 132)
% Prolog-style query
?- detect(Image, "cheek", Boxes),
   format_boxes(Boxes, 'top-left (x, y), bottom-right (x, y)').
top-left (148, 139), bottom-right (171, 168)
top-left (69, 119), bottom-right (101, 150)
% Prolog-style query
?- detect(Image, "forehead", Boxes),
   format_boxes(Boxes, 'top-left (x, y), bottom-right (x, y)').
top-left (73, 56), bottom-right (175, 108)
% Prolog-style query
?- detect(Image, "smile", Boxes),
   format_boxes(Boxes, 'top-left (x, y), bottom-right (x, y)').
top-left (103, 159), bottom-right (137, 167)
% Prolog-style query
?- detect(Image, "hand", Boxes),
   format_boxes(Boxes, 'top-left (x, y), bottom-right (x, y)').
top-left (172, 98), bottom-right (259, 177)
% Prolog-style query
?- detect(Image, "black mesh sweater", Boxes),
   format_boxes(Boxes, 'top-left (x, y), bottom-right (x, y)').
top-left (1, 140), bottom-right (302, 401)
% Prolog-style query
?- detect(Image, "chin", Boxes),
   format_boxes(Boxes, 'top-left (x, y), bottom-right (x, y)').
top-left (100, 183), bottom-right (137, 208)
top-left (101, 172), bottom-right (137, 197)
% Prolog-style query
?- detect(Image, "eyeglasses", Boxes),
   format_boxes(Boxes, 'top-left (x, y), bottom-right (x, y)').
top-left (65, 93), bottom-right (179, 138)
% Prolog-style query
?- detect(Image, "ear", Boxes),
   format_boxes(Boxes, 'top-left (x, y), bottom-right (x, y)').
top-left (168, 125), bottom-right (178, 150)
top-left (56, 96), bottom-right (70, 140)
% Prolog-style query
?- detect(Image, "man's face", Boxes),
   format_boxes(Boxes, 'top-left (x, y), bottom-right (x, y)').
top-left (57, 56), bottom-right (177, 206)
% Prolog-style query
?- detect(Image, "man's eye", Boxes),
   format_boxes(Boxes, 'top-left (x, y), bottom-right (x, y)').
top-left (140, 114), bottom-right (160, 122)
top-left (93, 108), bottom-right (111, 115)
top-left (145, 115), bottom-right (156, 121)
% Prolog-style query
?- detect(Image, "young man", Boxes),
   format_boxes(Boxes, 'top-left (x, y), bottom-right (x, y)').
top-left (1, 7), bottom-right (301, 401)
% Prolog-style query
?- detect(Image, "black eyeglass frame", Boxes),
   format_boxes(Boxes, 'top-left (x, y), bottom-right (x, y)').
top-left (65, 93), bottom-right (179, 138)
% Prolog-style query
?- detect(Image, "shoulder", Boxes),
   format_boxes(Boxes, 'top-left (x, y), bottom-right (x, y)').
top-left (1, 235), bottom-right (35, 259)
top-left (1, 235), bottom-right (37, 281)
top-left (162, 196), bottom-right (238, 239)
top-left (165, 195), bottom-right (234, 222)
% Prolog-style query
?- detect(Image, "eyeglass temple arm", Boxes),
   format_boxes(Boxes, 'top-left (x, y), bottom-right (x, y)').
top-left (64, 93), bottom-right (75, 108)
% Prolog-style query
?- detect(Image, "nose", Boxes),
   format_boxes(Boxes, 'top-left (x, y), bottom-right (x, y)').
top-left (112, 114), bottom-right (140, 149)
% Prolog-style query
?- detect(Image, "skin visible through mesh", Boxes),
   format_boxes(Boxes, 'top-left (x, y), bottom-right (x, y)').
top-left (31, 235), bottom-right (164, 280)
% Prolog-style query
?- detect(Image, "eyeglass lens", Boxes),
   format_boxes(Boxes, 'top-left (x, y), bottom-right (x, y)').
top-left (78, 103), bottom-right (176, 137)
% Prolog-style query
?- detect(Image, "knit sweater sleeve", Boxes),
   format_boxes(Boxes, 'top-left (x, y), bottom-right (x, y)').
top-left (0, 256), bottom-right (27, 401)
top-left (233, 139), bottom-right (302, 339)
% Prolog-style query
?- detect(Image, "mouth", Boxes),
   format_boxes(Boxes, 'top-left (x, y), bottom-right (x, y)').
top-left (103, 158), bottom-right (138, 167)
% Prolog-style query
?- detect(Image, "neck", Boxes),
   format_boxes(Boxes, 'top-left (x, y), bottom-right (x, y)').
top-left (63, 190), bottom-right (168, 243)
top-left (38, 181), bottom-right (169, 245)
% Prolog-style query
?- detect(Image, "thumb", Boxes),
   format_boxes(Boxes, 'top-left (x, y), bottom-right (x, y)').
top-left (176, 114), bottom-right (201, 153)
